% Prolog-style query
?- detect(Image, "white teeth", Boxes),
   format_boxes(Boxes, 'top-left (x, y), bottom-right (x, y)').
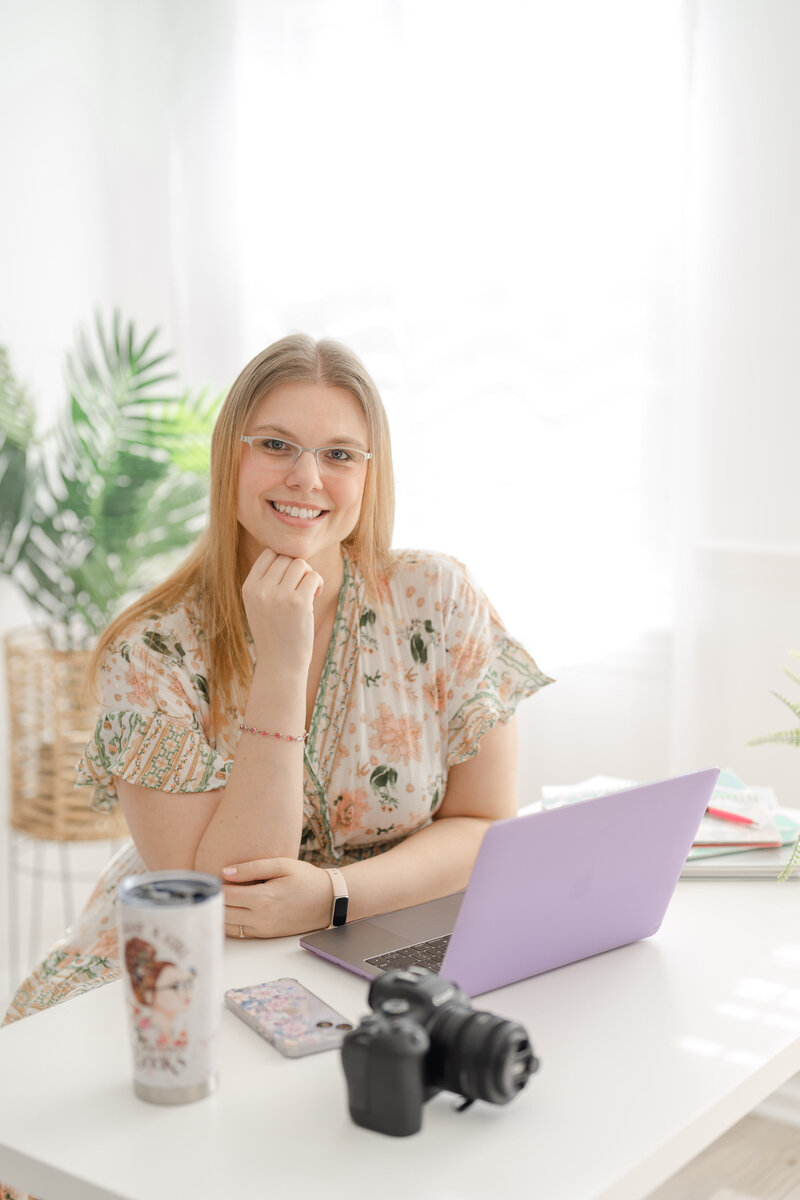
top-left (273, 502), bottom-right (322, 519)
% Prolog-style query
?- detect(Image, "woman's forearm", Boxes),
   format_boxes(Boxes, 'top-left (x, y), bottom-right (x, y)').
top-left (193, 668), bottom-right (307, 874)
top-left (194, 548), bottom-right (325, 876)
top-left (339, 815), bottom-right (493, 923)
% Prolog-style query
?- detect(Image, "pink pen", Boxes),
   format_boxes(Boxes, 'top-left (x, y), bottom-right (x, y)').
top-left (706, 806), bottom-right (756, 826)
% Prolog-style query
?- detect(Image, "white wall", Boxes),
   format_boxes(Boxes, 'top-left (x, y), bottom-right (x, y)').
top-left (0, 0), bottom-right (242, 406)
top-left (478, 0), bottom-right (800, 808)
top-left (670, 0), bottom-right (800, 806)
top-left (0, 2), bottom-right (113, 417)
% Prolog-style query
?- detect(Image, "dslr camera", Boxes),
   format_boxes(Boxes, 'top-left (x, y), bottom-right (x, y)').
top-left (341, 966), bottom-right (539, 1136)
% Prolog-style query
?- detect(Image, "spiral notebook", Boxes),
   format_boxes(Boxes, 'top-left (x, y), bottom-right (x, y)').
top-left (301, 767), bottom-right (719, 996)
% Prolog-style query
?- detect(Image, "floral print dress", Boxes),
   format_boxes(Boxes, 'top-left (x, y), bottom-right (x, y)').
top-left (3, 550), bottom-right (551, 1025)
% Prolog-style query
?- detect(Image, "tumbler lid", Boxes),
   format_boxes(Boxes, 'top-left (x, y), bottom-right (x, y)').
top-left (119, 870), bottom-right (221, 907)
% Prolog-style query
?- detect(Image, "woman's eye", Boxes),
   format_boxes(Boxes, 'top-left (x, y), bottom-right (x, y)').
top-left (325, 447), bottom-right (354, 463)
top-left (260, 438), bottom-right (291, 453)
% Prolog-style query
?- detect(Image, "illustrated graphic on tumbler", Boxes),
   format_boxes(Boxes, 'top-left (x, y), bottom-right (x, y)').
top-left (124, 936), bottom-right (195, 1052)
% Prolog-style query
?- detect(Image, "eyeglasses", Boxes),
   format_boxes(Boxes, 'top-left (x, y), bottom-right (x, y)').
top-left (155, 978), bottom-right (193, 994)
top-left (240, 436), bottom-right (372, 474)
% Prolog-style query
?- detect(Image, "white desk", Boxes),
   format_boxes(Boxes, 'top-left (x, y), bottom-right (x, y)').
top-left (1, 880), bottom-right (800, 1200)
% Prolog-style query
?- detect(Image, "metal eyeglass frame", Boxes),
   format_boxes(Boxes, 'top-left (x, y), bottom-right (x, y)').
top-left (240, 435), bottom-right (372, 470)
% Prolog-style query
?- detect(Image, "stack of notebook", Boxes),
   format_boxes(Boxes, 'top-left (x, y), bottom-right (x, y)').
top-left (538, 770), bottom-right (800, 880)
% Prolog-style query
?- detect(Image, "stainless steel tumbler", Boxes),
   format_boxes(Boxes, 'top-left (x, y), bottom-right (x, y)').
top-left (118, 870), bottom-right (223, 1104)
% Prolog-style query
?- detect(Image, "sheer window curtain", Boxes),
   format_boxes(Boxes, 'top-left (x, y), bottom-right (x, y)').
top-left (230, 0), bottom-right (686, 671)
top-left (0, 0), bottom-right (686, 811)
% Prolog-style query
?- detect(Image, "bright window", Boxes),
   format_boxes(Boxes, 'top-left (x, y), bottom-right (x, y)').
top-left (234, 0), bottom-right (685, 666)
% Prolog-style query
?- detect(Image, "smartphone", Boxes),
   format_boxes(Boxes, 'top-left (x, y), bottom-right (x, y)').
top-left (224, 977), bottom-right (355, 1058)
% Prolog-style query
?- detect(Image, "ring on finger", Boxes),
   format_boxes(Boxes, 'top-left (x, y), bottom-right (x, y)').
top-left (239, 923), bottom-right (245, 939)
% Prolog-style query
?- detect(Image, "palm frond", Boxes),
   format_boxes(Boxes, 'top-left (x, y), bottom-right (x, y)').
top-left (748, 729), bottom-right (800, 748)
top-left (0, 347), bottom-right (38, 567)
top-left (769, 689), bottom-right (800, 723)
top-left (778, 835), bottom-right (800, 882)
top-left (1, 313), bottom-right (223, 644)
top-left (0, 444), bottom-right (30, 564)
top-left (0, 347), bottom-right (36, 447)
top-left (750, 652), bottom-right (800, 753)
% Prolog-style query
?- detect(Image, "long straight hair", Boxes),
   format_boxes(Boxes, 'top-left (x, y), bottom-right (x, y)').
top-left (86, 335), bottom-right (396, 732)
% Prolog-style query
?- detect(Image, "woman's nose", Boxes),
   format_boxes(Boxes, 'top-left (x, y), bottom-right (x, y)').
top-left (285, 447), bottom-right (323, 487)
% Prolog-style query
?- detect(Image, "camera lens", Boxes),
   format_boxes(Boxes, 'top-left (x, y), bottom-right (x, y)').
top-left (427, 1007), bottom-right (538, 1104)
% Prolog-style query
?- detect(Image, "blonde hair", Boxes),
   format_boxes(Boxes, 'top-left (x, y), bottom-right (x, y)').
top-left (124, 937), bottom-right (175, 1006)
top-left (87, 334), bottom-right (396, 731)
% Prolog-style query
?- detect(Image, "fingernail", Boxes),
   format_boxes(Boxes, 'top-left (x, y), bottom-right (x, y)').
top-left (222, 866), bottom-right (238, 876)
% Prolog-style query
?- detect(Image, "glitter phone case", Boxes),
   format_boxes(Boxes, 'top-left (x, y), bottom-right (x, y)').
top-left (224, 978), bottom-right (355, 1058)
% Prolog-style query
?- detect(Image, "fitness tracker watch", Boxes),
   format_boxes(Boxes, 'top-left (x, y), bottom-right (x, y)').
top-left (326, 868), bottom-right (349, 927)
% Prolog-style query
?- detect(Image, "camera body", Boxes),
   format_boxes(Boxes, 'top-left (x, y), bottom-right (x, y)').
top-left (341, 966), bottom-right (538, 1136)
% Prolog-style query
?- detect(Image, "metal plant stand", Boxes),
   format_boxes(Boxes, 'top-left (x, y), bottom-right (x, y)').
top-left (4, 628), bottom-right (129, 985)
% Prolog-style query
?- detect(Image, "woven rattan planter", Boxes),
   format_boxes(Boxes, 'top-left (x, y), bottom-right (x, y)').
top-left (4, 627), bottom-right (128, 842)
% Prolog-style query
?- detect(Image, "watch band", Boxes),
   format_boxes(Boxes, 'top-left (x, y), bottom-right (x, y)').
top-left (326, 868), bottom-right (349, 927)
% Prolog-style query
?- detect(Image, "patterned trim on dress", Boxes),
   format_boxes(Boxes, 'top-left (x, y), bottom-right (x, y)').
top-left (77, 712), bottom-right (230, 812)
top-left (304, 551), bottom-right (363, 863)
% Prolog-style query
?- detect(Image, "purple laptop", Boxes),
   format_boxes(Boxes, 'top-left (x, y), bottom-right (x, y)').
top-left (300, 768), bottom-right (719, 996)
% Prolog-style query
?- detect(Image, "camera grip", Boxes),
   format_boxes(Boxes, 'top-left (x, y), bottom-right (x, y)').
top-left (341, 1012), bottom-right (430, 1137)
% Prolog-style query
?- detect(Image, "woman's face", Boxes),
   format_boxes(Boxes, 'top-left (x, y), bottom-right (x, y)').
top-left (151, 964), bottom-right (192, 1016)
top-left (236, 380), bottom-right (371, 577)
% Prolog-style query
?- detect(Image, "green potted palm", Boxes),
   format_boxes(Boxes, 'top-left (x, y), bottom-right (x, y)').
top-left (0, 312), bottom-right (220, 841)
top-left (750, 652), bottom-right (800, 879)
top-left (1, 312), bottom-right (218, 646)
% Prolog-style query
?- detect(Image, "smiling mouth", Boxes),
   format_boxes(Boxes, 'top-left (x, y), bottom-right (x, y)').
top-left (270, 501), bottom-right (326, 520)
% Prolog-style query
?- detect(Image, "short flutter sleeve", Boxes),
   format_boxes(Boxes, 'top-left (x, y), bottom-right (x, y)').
top-left (435, 555), bottom-right (553, 766)
top-left (76, 603), bottom-right (231, 812)
top-left (364, 551), bottom-right (552, 784)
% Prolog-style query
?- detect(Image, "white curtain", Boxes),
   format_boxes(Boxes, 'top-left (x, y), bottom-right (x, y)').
top-left (0, 0), bottom-right (688, 804)
top-left (0, 0), bottom-right (685, 671)
top-left (230, 0), bottom-right (686, 668)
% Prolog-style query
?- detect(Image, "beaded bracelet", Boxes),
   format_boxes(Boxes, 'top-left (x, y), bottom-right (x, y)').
top-left (238, 723), bottom-right (307, 744)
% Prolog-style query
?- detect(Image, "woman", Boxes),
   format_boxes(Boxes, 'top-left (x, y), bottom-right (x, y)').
top-left (4, 334), bottom-right (551, 1021)
top-left (123, 938), bottom-right (192, 1048)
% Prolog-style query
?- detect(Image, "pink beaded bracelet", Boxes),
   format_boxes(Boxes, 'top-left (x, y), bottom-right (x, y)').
top-left (238, 723), bottom-right (307, 744)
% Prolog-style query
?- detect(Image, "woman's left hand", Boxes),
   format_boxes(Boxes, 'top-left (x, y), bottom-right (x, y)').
top-left (222, 857), bottom-right (333, 939)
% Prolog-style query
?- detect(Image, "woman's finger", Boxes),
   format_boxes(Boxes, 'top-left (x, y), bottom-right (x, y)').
top-left (273, 556), bottom-right (322, 595)
top-left (249, 546), bottom-right (279, 578)
top-left (223, 858), bottom-right (285, 883)
top-left (247, 553), bottom-right (317, 596)
top-left (296, 567), bottom-right (324, 600)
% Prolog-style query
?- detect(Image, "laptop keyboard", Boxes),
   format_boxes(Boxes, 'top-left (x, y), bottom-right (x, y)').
top-left (365, 933), bottom-right (451, 974)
